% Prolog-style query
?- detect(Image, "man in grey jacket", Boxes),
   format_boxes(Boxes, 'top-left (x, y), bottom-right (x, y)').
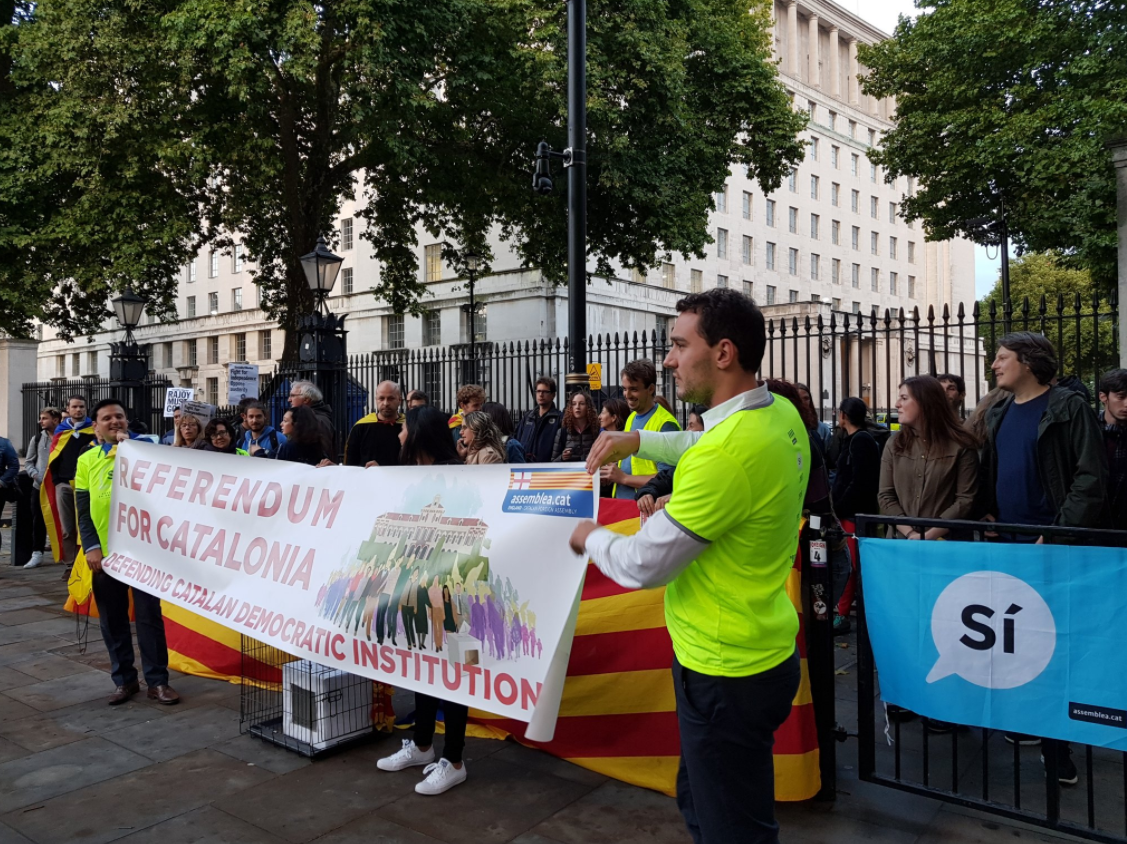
top-left (22, 408), bottom-right (62, 567)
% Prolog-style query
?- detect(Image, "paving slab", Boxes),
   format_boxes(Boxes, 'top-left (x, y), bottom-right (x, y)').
top-left (0, 735), bottom-right (31, 764)
top-left (2, 748), bottom-right (276, 844)
top-left (525, 778), bottom-right (687, 844)
top-left (116, 806), bottom-right (290, 844)
top-left (0, 819), bottom-right (34, 844)
top-left (489, 743), bottom-right (609, 788)
top-left (0, 625), bottom-right (48, 648)
top-left (0, 736), bottom-right (151, 813)
top-left (0, 692), bottom-right (40, 722)
top-left (4, 669), bottom-right (115, 712)
top-left (213, 747), bottom-right (422, 843)
top-left (0, 697), bottom-right (166, 753)
top-left (916, 806), bottom-right (1081, 843)
top-left (0, 665), bottom-right (38, 692)
top-left (158, 673), bottom-right (242, 712)
top-left (211, 733), bottom-right (313, 775)
top-left (0, 637), bottom-right (70, 664)
top-left (101, 703), bottom-right (241, 763)
top-left (3, 653), bottom-right (100, 682)
top-left (375, 753), bottom-right (594, 844)
top-left (0, 608), bottom-right (69, 626)
top-left (0, 596), bottom-right (56, 613)
top-left (311, 810), bottom-right (451, 844)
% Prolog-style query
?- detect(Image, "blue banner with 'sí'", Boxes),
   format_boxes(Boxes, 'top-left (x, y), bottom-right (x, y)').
top-left (859, 538), bottom-right (1127, 749)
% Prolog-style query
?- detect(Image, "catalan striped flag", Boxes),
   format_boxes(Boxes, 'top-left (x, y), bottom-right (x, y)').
top-left (40, 423), bottom-right (95, 564)
top-left (508, 469), bottom-right (594, 491)
top-left (467, 498), bottom-right (821, 801)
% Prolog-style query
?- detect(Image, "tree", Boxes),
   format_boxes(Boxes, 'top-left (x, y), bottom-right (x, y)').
top-left (2, 0), bottom-right (805, 353)
top-left (858, 0), bottom-right (1127, 290)
top-left (978, 253), bottom-right (1116, 389)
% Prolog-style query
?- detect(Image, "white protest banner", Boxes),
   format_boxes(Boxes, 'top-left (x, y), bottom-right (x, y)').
top-left (163, 388), bottom-right (194, 417)
top-left (227, 364), bottom-right (259, 404)
top-left (181, 400), bottom-right (216, 429)
top-left (105, 442), bottom-right (596, 738)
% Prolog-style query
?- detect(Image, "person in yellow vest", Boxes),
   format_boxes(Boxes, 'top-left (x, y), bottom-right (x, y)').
top-left (571, 289), bottom-right (808, 844)
top-left (600, 359), bottom-right (681, 499)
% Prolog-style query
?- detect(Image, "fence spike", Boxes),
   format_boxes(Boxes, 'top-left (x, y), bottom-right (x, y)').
top-left (912, 305), bottom-right (921, 323)
top-left (1020, 296), bottom-right (1030, 318)
top-left (1074, 290), bottom-right (1082, 312)
top-left (804, 314), bottom-right (812, 331)
top-left (942, 303), bottom-right (950, 322)
top-left (829, 310), bottom-right (837, 330)
top-left (926, 304), bottom-right (935, 323)
top-left (816, 313), bottom-right (824, 330)
top-left (1056, 292), bottom-right (1064, 315)
top-left (842, 313), bottom-right (851, 331)
top-left (883, 308), bottom-right (892, 327)
top-left (1038, 293), bottom-right (1047, 317)
top-left (957, 301), bottom-right (966, 320)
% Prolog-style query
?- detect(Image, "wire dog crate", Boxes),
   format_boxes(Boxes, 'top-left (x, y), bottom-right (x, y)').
top-left (239, 635), bottom-right (375, 757)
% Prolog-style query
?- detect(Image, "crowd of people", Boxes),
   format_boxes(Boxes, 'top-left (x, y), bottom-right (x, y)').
top-left (10, 288), bottom-right (1127, 835)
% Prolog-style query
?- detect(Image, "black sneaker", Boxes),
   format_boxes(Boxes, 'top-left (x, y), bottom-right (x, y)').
top-left (1004, 733), bottom-right (1041, 746)
top-left (925, 719), bottom-right (955, 734)
top-left (886, 705), bottom-right (917, 723)
top-left (833, 615), bottom-right (851, 636)
top-left (1042, 744), bottom-right (1079, 786)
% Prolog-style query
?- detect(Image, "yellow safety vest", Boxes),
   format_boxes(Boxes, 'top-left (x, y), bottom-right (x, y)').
top-left (613, 403), bottom-right (682, 497)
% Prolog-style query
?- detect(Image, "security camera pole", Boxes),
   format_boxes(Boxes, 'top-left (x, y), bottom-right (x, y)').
top-left (533, 0), bottom-right (587, 394)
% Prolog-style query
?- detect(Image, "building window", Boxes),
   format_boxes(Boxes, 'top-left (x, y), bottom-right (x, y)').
top-left (255, 283), bottom-right (263, 306)
top-left (743, 280), bottom-right (753, 297)
top-left (831, 220), bottom-right (840, 245)
top-left (234, 332), bottom-right (246, 361)
top-left (662, 262), bottom-right (676, 289)
top-left (889, 236), bottom-right (898, 260)
top-left (788, 207), bottom-right (798, 234)
top-left (810, 254), bottom-right (820, 280)
top-left (851, 263), bottom-right (860, 288)
top-left (742, 235), bottom-right (753, 265)
top-left (852, 301), bottom-right (861, 314)
top-left (690, 269), bottom-right (703, 293)
top-left (341, 217), bottom-right (354, 250)
top-left (832, 258), bottom-right (841, 284)
top-left (342, 267), bottom-right (354, 294)
top-left (788, 289), bottom-right (799, 303)
top-left (208, 336), bottom-right (219, 364)
top-left (424, 243), bottom-right (443, 283)
top-left (811, 293), bottom-right (821, 303)
top-left (908, 275), bottom-right (917, 298)
top-left (716, 274), bottom-right (728, 289)
top-left (870, 161), bottom-right (878, 183)
top-left (831, 145), bottom-right (839, 168)
top-left (741, 191), bottom-right (753, 220)
top-left (871, 267), bottom-right (880, 292)
top-left (829, 111), bottom-right (837, 132)
top-left (871, 231), bottom-right (879, 255)
top-left (851, 153), bottom-right (859, 176)
top-left (470, 305), bottom-right (488, 343)
top-left (870, 196), bottom-right (879, 218)
top-left (787, 248), bottom-right (798, 276)
top-left (890, 272), bottom-right (899, 295)
top-left (889, 202), bottom-right (898, 224)
top-left (809, 137), bottom-right (819, 161)
top-left (209, 251), bottom-right (219, 278)
top-left (766, 199), bottom-right (776, 227)
top-left (868, 128), bottom-right (877, 146)
top-left (187, 339), bottom-right (198, 367)
top-left (810, 214), bottom-right (820, 240)
top-left (716, 228), bottom-right (728, 259)
top-left (233, 244), bottom-right (244, 273)
top-left (851, 226), bottom-right (860, 250)
top-left (186, 296), bottom-right (196, 318)
top-left (386, 314), bottom-right (405, 349)
top-left (714, 186), bottom-right (728, 213)
top-left (810, 175), bottom-right (819, 200)
top-left (908, 241), bottom-right (916, 264)
top-left (188, 262), bottom-right (197, 283)
top-left (206, 377), bottom-right (218, 406)
top-left (766, 285), bottom-right (777, 305)
top-left (259, 374), bottom-right (272, 396)
top-left (807, 100), bottom-right (816, 120)
top-left (259, 330), bottom-right (272, 360)
top-left (849, 120), bottom-right (856, 139)
top-left (851, 189), bottom-right (859, 213)
top-left (423, 310), bottom-right (442, 346)
top-left (788, 169), bottom-right (797, 192)
top-left (163, 342), bottom-right (173, 368)
top-left (85, 351), bottom-right (97, 376)
top-left (831, 182), bottom-right (840, 207)
top-left (630, 267), bottom-right (646, 284)
top-left (766, 243), bottom-right (776, 270)
top-left (206, 292), bottom-right (217, 314)
top-left (232, 288), bottom-right (242, 311)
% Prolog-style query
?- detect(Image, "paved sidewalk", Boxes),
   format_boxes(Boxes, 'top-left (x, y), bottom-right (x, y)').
top-left (0, 554), bottom-right (1090, 844)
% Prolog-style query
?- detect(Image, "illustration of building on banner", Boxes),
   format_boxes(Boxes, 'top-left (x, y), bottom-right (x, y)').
top-left (371, 496), bottom-right (489, 558)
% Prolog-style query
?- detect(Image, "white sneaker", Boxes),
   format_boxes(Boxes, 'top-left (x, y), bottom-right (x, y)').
top-left (415, 758), bottom-right (467, 795)
top-left (23, 552), bottom-right (43, 569)
top-left (376, 739), bottom-right (435, 772)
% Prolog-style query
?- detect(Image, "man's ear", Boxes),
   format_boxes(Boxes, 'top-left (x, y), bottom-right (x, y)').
top-left (714, 338), bottom-right (738, 371)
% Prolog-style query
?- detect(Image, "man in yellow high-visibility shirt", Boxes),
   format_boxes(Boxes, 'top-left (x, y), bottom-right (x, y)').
top-left (600, 359), bottom-right (680, 499)
top-left (571, 289), bottom-right (809, 844)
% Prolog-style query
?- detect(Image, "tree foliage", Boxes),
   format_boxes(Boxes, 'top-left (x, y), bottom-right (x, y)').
top-left (859, 0), bottom-right (1127, 290)
top-left (0, 0), bottom-right (805, 350)
top-left (978, 253), bottom-right (1116, 387)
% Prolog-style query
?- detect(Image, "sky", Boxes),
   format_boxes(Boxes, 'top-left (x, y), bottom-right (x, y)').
top-left (850, 0), bottom-right (1001, 299)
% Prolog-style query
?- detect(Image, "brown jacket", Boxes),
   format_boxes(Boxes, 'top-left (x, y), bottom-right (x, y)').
top-left (464, 445), bottom-right (504, 465)
top-left (877, 436), bottom-right (979, 535)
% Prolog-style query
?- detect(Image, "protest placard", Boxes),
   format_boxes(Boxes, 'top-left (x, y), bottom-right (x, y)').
top-left (227, 363), bottom-right (259, 404)
top-left (163, 388), bottom-right (194, 417)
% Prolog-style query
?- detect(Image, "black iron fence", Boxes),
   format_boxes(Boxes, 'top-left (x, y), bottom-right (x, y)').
top-left (20, 377), bottom-right (174, 449)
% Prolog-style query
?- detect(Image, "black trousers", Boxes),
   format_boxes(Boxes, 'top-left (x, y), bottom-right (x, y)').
top-left (91, 571), bottom-right (169, 688)
top-left (31, 490), bottom-right (47, 553)
top-left (674, 650), bottom-right (801, 844)
top-left (414, 692), bottom-right (468, 764)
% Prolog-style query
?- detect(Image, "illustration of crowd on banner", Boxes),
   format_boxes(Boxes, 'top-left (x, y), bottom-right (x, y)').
top-left (12, 285), bottom-right (1127, 841)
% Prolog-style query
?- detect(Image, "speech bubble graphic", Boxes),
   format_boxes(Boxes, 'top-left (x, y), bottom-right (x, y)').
top-left (926, 571), bottom-right (1055, 688)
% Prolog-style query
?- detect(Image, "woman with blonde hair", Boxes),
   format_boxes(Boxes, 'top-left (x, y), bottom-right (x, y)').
top-left (173, 414), bottom-right (203, 448)
top-left (459, 410), bottom-right (505, 465)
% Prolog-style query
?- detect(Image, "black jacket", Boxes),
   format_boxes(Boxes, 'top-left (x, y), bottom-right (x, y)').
top-left (831, 430), bottom-right (881, 520)
top-left (344, 414), bottom-right (402, 467)
top-left (514, 406), bottom-right (563, 463)
top-left (310, 400), bottom-right (337, 461)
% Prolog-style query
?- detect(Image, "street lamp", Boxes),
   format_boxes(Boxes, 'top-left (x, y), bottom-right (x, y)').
top-left (966, 200), bottom-right (1011, 333)
top-left (111, 288), bottom-right (145, 344)
top-left (109, 289), bottom-right (150, 423)
top-left (300, 235), bottom-right (344, 313)
top-left (460, 250), bottom-right (484, 373)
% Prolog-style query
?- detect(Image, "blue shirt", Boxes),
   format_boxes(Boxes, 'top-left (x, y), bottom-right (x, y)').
top-left (995, 391), bottom-right (1056, 535)
top-left (241, 425), bottom-right (287, 457)
top-left (614, 404), bottom-right (679, 500)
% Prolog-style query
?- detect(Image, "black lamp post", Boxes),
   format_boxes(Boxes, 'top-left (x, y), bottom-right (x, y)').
top-left (296, 236), bottom-right (348, 460)
top-left (967, 201), bottom-right (1012, 334)
top-left (460, 250), bottom-right (483, 371)
top-left (109, 288), bottom-right (151, 427)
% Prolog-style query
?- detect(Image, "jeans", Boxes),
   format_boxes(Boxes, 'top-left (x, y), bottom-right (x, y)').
top-left (55, 482), bottom-right (78, 565)
top-left (31, 487), bottom-right (47, 553)
top-left (674, 650), bottom-right (801, 844)
top-left (414, 692), bottom-right (468, 764)
top-left (91, 571), bottom-right (169, 688)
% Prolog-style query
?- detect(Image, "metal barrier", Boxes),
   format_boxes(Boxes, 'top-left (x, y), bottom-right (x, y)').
top-left (853, 515), bottom-right (1127, 843)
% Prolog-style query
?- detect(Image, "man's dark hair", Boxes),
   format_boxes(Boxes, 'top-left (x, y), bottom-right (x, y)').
top-left (839, 396), bottom-right (868, 428)
top-left (675, 289), bottom-right (766, 374)
top-left (286, 405), bottom-right (322, 446)
top-left (997, 332), bottom-right (1058, 385)
top-left (244, 400), bottom-right (266, 414)
top-left (621, 359), bottom-right (657, 388)
top-left (237, 396), bottom-right (257, 411)
top-left (1100, 369), bottom-right (1127, 396)
top-left (937, 373), bottom-right (965, 395)
top-left (535, 376), bottom-right (557, 395)
top-left (401, 406), bottom-right (462, 466)
top-left (407, 389), bottom-right (429, 404)
top-left (91, 398), bottom-right (126, 421)
top-left (482, 401), bottom-right (516, 438)
top-left (67, 394), bottom-right (87, 407)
